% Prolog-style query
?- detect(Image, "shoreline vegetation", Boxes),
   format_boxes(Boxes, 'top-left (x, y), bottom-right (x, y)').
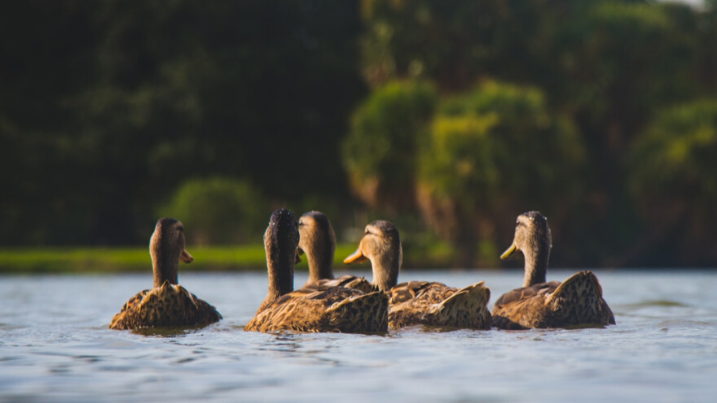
top-left (1, 246), bottom-right (712, 274)
top-left (0, 243), bottom-right (457, 274)
top-left (3, 2), bottom-right (717, 268)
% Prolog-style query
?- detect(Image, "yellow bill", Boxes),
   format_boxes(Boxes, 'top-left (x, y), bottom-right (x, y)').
top-left (500, 243), bottom-right (519, 260)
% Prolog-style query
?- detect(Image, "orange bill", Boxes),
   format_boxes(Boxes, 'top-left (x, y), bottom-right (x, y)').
top-left (344, 248), bottom-right (369, 264)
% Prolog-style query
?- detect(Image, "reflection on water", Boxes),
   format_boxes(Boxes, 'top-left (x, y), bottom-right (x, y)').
top-left (625, 300), bottom-right (692, 308)
top-left (0, 270), bottom-right (716, 402)
top-left (131, 326), bottom-right (210, 338)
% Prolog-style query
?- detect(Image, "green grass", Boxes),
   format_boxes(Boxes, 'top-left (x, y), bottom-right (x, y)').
top-left (0, 246), bottom-right (259, 274)
top-left (0, 243), bottom-right (457, 274)
top-left (0, 244), bottom-right (369, 274)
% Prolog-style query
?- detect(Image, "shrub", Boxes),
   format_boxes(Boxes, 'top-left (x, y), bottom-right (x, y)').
top-left (628, 100), bottom-right (717, 265)
top-left (417, 81), bottom-right (585, 266)
top-left (158, 177), bottom-right (267, 246)
top-left (342, 80), bottom-right (437, 212)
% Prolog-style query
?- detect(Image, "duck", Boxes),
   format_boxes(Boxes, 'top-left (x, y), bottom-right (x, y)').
top-left (244, 209), bottom-right (388, 333)
top-left (492, 211), bottom-right (615, 330)
top-left (344, 220), bottom-right (492, 330)
top-left (297, 211), bottom-right (373, 293)
top-left (109, 218), bottom-right (222, 330)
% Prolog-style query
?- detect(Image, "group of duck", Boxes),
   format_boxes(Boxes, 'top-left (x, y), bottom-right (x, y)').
top-left (109, 209), bottom-right (615, 333)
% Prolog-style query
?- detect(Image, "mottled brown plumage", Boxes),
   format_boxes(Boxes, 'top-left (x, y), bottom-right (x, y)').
top-left (304, 275), bottom-right (376, 294)
top-left (109, 218), bottom-right (221, 330)
top-left (110, 282), bottom-right (222, 330)
top-left (245, 286), bottom-right (388, 333)
top-left (245, 209), bottom-right (388, 333)
top-left (297, 211), bottom-right (373, 293)
top-left (389, 281), bottom-right (491, 329)
top-left (492, 211), bottom-right (615, 330)
top-left (344, 221), bottom-right (492, 330)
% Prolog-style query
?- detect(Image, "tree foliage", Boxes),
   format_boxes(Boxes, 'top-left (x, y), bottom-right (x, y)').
top-left (628, 100), bottom-right (717, 265)
top-left (1, 0), bottom-right (717, 266)
top-left (0, 0), bottom-right (364, 245)
top-left (343, 80), bottom-right (437, 211)
top-left (417, 81), bottom-right (585, 266)
top-left (158, 178), bottom-right (267, 246)
top-left (354, 0), bottom-right (717, 266)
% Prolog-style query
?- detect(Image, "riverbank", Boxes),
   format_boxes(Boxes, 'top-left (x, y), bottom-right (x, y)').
top-left (0, 243), bottom-right (456, 273)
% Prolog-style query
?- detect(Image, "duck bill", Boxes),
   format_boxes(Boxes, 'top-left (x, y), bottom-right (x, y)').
top-left (344, 249), bottom-right (369, 264)
top-left (295, 247), bottom-right (303, 264)
top-left (180, 249), bottom-right (194, 264)
top-left (500, 243), bottom-right (520, 260)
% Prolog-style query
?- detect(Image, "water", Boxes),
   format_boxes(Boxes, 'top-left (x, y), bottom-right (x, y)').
top-left (1, 269), bottom-right (716, 402)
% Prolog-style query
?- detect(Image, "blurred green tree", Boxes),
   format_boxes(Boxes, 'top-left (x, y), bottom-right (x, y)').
top-left (360, 0), bottom-right (488, 91)
top-left (628, 100), bottom-right (717, 266)
top-left (0, 0), bottom-right (364, 245)
top-left (342, 80), bottom-right (437, 212)
top-left (2, 0), bottom-right (717, 268)
top-left (417, 81), bottom-right (585, 266)
top-left (358, 0), bottom-right (715, 266)
top-left (159, 177), bottom-right (267, 246)
top-left (529, 1), bottom-right (701, 262)
top-left (699, 0), bottom-right (717, 93)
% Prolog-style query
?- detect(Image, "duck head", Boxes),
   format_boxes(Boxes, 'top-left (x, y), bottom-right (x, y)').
top-left (264, 209), bottom-right (300, 300)
top-left (501, 211), bottom-right (552, 287)
top-left (297, 211), bottom-right (336, 283)
top-left (344, 220), bottom-right (402, 291)
top-left (150, 218), bottom-right (193, 288)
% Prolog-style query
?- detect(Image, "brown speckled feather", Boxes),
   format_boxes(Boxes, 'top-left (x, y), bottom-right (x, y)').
top-left (388, 281), bottom-right (492, 330)
top-left (109, 282), bottom-right (222, 330)
top-left (305, 275), bottom-right (375, 294)
top-left (492, 271), bottom-right (615, 330)
top-left (244, 286), bottom-right (388, 333)
top-left (389, 281), bottom-right (454, 305)
top-left (493, 281), bottom-right (561, 307)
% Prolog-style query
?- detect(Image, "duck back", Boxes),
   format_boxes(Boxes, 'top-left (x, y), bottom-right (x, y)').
top-left (389, 281), bottom-right (492, 330)
top-left (109, 282), bottom-right (222, 330)
top-left (306, 275), bottom-right (375, 294)
top-left (245, 286), bottom-right (388, 333)
top-left (492, 271), bottom-right (614, 329)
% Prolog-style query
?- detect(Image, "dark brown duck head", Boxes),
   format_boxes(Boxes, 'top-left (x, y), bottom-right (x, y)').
top-left (343, 220), bottom-right (402, 291)
top-left (501, 211), bottom-right (552, 287)
top-left (264, 209), bottom-right (300, 302)
top-left (150, 218), bottom-right (194, 288)
top-left (297, 211), bottom-right (336, 283)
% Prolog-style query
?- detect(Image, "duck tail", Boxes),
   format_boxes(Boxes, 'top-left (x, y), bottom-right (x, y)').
top-left (549, 271), bottom-right (616, 326)
top-left (427, 281), bottom-right (492, 330)
top-left (327, 291), bottom-right (389, 333)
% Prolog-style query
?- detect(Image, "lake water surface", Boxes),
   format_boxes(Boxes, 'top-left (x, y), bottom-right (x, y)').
top-left (1, 269), bottom-right (716, 402)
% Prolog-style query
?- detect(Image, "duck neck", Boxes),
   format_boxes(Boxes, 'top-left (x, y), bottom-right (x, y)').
top-left (306, 245), bottom-right (335, 283)
top-left (266, 248), bottom-right (294, 302)
top-left (152, 250), bottom-right (178, 288)
top-left (522, 246), bottom-right (550, 287)
top-left (371, 246), bottom-right (401, 291)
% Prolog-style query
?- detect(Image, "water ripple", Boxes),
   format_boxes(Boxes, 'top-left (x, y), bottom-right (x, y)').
top-left (0, 270), bottom-right (715, 402)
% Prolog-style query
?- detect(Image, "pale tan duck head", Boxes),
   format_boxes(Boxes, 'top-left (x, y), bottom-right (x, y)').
top-left (150, 218), bottom-right (194, 288)
top-left (297, 211), bottom-right (336, 284)
top-left (263, 209), bottom-right (300, 302)
top-left (501, 211), bottom-right (552, 287)
top-left (343, 220), bottom-right (402, 291)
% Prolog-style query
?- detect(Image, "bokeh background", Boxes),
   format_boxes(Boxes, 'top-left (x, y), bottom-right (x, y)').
top-left (1, 0), bottom-right (716, 269)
